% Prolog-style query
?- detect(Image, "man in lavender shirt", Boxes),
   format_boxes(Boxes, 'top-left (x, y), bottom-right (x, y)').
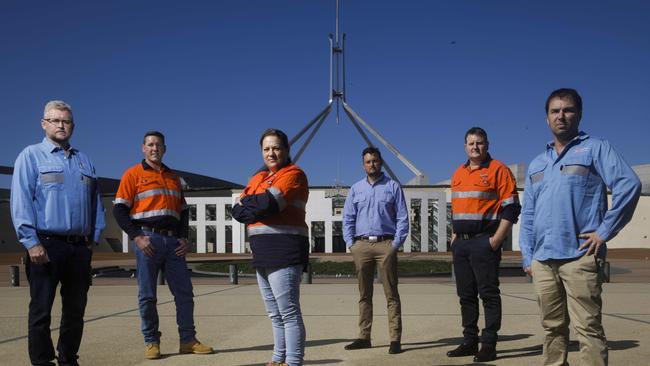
top-left (342, 147), bottom-right (409, 355)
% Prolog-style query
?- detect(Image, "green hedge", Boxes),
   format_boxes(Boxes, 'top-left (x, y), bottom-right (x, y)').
top-left (195, 260), bottom-right (451, 277)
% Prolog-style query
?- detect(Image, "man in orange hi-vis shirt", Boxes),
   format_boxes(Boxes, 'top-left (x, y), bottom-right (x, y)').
top-left (447, 127), bottom-right (520, 363)
top-left (113, 131), bottom-right (213, 360)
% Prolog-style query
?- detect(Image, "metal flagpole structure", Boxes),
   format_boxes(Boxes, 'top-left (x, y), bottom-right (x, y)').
top-left (288, 0), bottom-right (428, 185)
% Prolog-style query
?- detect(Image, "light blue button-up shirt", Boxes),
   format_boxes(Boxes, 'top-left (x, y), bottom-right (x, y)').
top-left (343, 173), bottom-right (409, 249)
top-left (519, 132), bottom-right (641, 268)
top-left (10, 138), bottom-right (106, 249)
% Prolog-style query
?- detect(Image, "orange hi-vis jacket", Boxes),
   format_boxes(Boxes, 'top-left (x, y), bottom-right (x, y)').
top-left (114, 162), bottom-right (187, 222)
top-left (241, 164), bottom-right (309, 238)
top-left (451, 156), bottom-right (520, 234)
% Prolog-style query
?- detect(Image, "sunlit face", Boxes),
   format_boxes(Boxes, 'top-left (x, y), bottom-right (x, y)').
top-left (464, 134), bottom-right (489, 164)
top-left (546, 97), bottom-right (581, 140)
top-left (41, 108), bottom-right (74, 146)
top-left (363, 153), bottom-right (382, 178)
top-left (142, 135), bottom-right (166, 166)
top-left (262, 135), bottom-right (288, 172)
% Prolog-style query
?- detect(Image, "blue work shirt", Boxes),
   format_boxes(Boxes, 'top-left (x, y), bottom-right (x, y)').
top-left (519, 132), bottom-right (641, 268)
top-left (343, 173), bottom-right (409, 249)
top-left (10, 138), bottom-right (106, 249)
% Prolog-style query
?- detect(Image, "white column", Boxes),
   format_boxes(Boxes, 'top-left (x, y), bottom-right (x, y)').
top-left (216, 200), bottom-right (226, 253)
top-left (325, 220), bottom-right (333, 253)
top-left (420, 195), bottom-right (429, 253)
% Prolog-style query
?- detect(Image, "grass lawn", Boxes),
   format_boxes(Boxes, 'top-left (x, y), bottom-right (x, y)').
top-left (195, 259), bottom-right (451, 277)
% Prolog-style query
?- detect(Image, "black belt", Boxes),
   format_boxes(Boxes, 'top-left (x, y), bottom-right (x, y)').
top-left (457, 232), bottom-right (490, 240)
top-left (141, 226), bottom-right (177, 237)
top-left (38, 232), bottom-right (88, 243)
top-left (355, 235), bottom-right (394, 243)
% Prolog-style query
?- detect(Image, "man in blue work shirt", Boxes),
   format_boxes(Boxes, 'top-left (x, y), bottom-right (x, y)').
top-left (520, 88), bottom-right (641, 366)
top-left (342, 147), bottom-right (409, 355)
top-left (11, 100), bottom-right (105, 366)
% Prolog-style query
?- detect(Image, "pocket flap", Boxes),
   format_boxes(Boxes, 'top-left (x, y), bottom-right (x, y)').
top-left (38, 165), bottom-right (63, 174)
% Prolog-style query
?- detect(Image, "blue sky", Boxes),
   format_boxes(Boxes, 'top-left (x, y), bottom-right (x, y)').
top-left (1, 0), bottom-right (649, 189)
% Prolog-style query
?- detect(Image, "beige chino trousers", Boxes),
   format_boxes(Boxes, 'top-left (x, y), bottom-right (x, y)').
top-left (350, 239), bottom-right (402, 342)
top-left (532, 254), bottom-right (607, 366)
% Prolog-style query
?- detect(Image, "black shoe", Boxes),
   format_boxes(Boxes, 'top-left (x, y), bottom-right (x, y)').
top-left (446, 342), bottom-right (478, 357)
top-left (388, 341), bottom-right (401, 354)
top-left (473, 345), bottom-right (497, 362)
top-left (344, 339), bottom-right (371, 350)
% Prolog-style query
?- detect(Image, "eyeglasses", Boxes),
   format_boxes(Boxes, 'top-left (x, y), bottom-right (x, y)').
top-left (43, 118), bottom-right (73, 126)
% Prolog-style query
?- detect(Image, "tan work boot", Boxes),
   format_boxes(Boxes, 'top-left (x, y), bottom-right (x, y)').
top-left (144, 343), bottom-right (161, 359)
top-left (179, 338), bottom-right (214, 354)
top-left (265, 362), bottom-right (289, 366)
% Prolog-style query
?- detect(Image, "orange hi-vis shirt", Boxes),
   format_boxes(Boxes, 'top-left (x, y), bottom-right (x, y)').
top-left (451, 156), bottom-right (520, 234)
top-left (241, 164), bottom-right (309, 237)
top-left (114, 162), bottom-right (187, 223)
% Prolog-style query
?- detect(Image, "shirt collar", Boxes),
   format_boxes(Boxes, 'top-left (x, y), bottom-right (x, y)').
top-left (546, 131), bottom-right (589, 151)
top-left (141, 159), bottom-right (169, 171)
top-left (463, 153), bottom-right (492, 169)
top-left (40, 137), bottom-right (76, 155)
top-left (366, 172), bottom-right (387, 186)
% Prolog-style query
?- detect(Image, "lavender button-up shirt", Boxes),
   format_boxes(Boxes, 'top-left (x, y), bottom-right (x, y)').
top-left (342, 173), bottom-right (409, 249)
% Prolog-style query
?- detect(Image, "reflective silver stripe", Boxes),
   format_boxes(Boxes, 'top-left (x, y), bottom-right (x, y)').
top-left (501, 196), bottom-right (519, 207)
top-left (267, 186), bottom-right (287, 210)
top-left (562, 165), bottom-right (589, 176)
top-left (291, 200), bottom-right (307, 210)
top-left (40, 173), bottom-right (64, 184)
top-left (114, 198), bottom-right (132, 207)
top-left (531, 171), bottom-right (544, 184)
top-left (248, 225), bottom-right (308, 237)
top-left (130, 209), bottom-right (180, 220)
top-left (451, 191), bottom-right (498, 200)
top-left (134, 188), bottom-right (181, 202)
top-left (452, 213), bottom-right (499, 221)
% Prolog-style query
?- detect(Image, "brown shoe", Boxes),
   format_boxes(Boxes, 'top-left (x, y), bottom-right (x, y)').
top-left (265, 362), bottom-right (289, 366)
top-left (144, 343), bottom-right (161, 359)
top-left (179, 339), bottom-right (214, 354)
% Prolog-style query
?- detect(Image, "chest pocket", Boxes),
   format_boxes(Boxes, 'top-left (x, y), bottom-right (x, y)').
top-left (353, 192), bottom-right (367, 209)
top-left (80, 166), bottom-right (96, 188)
top-left (561, 154), bottom-right (592, 186)
top-left (378, 190), bottom-right (395, 204)
top-left (38, 165), bottom-right (64, 189)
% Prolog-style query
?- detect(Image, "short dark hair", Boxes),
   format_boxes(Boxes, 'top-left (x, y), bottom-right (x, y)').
top-left (143, 130), bottom-right (165, 144)
top-left (464, 127), bottom-right (488, 143)
top-left (259, 128), bottom-right (292, 164)
top-left (545, 88), bottom-right (582, 116)
top-left (362, 146), bottom-right (382, 161)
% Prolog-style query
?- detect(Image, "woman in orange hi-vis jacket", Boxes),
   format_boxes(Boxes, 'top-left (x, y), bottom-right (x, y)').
top-left (232, 128), bottom-right (309, 366)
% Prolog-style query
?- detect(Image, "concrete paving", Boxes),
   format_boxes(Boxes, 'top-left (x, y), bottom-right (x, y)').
top-left (1, 281), bottom-right (650, 365)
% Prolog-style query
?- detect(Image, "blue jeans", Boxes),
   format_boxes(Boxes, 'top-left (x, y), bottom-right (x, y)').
top-left (257, 265), bottom-right (306, 366)
top-left (134, 232), bottom-right (196, 344)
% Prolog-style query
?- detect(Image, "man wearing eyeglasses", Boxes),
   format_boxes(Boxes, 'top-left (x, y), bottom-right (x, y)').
top-left (10, 100), bottom-right (105, 366)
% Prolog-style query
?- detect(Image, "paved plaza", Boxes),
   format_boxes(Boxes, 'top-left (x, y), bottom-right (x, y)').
top-left (1, 279), bottom-right (650, 366)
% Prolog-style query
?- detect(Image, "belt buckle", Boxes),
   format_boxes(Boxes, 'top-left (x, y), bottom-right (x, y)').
top-left (368, 235), bottom-right (378, 243)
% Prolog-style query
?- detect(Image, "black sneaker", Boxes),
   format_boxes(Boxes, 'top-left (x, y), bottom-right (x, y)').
top-left (388, 341), bottom-right (401, 354)
top-left (473, 345), bottom-right (497, 362)
top-left (446, 342), bottom-right (478, 357)
top-left (344, 339), bottom-right (371, 350)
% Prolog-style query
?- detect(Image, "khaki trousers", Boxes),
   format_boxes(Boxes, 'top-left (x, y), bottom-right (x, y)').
top-left (532, 254), bottom-right (607, 366)
top-left (350, 239), bottom-right (402, 342)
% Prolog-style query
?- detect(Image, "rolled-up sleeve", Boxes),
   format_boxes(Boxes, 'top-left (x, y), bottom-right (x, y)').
top-left (392, 183), bottom-right (409, 249)
top-left (10, 149), bottom-right (39, 249)
top-left (342, 188), bottom-right (357, 247)
top-left (519, 168), bottom-right (536, 269)
top-left (593, 141), bottom-right (642, 241)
